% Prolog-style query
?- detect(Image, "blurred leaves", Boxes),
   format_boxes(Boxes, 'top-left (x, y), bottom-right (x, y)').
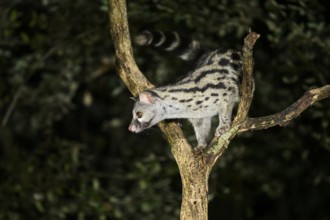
top-left (0, 0), bottom-right (330, 219)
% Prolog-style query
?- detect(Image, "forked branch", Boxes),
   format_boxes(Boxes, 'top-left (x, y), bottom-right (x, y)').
top-left (207, 31), bottom-right (330, 160)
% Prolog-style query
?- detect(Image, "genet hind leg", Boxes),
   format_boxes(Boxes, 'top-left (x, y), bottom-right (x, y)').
top-left (189, 117), bottom-right (212, 148)
top-left (215, 100), bottom-right (236, 136)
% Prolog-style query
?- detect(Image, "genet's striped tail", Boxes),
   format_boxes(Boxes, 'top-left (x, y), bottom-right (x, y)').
top-left (135, 30), bottom-right (205, 62)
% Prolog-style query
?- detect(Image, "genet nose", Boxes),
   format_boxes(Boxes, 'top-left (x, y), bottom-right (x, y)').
top-left (128, 124), bottom-right (136, 132)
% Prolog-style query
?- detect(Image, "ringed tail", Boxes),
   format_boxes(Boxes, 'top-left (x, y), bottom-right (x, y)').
top-left (135, 30), bottom-right (205, 62)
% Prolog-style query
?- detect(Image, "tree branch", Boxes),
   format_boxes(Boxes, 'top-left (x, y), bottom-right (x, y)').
top-left (206, 126), bottom-right (240, 165)
top-left (108, 0), bottom-right (150, 96)
top-left (240, 85), bottom-right (330, 132)
top-left (232, 31), bottom-right (260, 126)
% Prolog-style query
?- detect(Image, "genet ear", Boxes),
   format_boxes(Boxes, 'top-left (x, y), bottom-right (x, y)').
top-left (139, 92), bottom-right (155, 104)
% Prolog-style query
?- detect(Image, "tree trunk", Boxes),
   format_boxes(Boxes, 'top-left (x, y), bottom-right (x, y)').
top-left (180, 160), bottom-right (211, 220)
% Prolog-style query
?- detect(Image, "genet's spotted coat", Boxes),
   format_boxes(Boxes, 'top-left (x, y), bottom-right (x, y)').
top-left (129, 31), bottom-right (242, 148)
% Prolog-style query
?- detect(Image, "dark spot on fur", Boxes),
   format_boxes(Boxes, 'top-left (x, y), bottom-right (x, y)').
top-left (219, 58), bottom-right (230, 66)
top-left (179, 98), bottom-right (193, 103)
top-left (227, 86), bottom-right (236, 92)
top-left (168, 82), bottom-right (228, 93)
top-left (231, 52), bottom-right (241, 61)
top-left (205, 97), bottom-right (209, 101)
top-left (231, 63), bottom-right (241, 71)
top-left (219, 69), bottom-right (229, 74)
top-left (205, 52), bottom-right (218, 65)
top-left (217, 76), bottom-right (226, 81)
top-left (211, 93), bottom-right (218, 96)
top-left (230, 77), bottom-right (238, 84)
top-left (217, 82), bottom-right (226, 89)
top-left (194, 69), bottom-right (228, 83)
top-left (196, 100), bottom-right (203, 105)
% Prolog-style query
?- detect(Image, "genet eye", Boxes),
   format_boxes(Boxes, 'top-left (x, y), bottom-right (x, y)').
top-left (136, 111), bottom-right (143, 118)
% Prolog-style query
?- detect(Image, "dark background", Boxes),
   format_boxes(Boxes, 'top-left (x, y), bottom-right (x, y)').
top-left (0, 0), bottom-right (330, 219)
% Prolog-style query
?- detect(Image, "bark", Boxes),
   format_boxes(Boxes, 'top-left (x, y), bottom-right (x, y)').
top-left (177, 153), bottom-right (211, 220)
top-left (239, 85), bottom-right (330, 132)
top-left (232, 32), bottom-right (260, 126)
top-left (108, 1), bottom-right (330, 219)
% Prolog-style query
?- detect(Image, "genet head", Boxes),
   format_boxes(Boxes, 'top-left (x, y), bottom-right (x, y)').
top-left (128, 92), bottom-right (161, 133)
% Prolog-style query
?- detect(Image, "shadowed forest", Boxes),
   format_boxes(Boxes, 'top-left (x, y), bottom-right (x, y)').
top-left (1, 0), bottom-right (330, 219)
